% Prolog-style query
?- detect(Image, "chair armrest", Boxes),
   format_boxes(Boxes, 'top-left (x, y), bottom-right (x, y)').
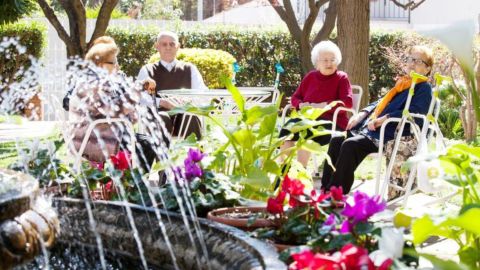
top-left (332, 106), bottom-right (356, 131)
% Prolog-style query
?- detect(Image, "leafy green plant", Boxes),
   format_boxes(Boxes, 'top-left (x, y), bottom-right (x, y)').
top-left (170, 78), bottom-right (331, 200)
top-left (159, 148), bottom-right (242, 217)
top-left (409, 144), bottom-right (480, 269)
top-left (148, 48), bottom-right (236, 89)
top-left (8, 139), bottom-right (72, 188)
top-left (438, 108), bottom-right (464, 139)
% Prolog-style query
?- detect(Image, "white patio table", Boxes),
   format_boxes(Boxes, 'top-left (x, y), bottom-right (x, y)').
top-left (156, 88), bottom-right (273, 139)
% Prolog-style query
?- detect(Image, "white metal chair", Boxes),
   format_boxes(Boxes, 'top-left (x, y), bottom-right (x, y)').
top-left (280, 85), bottom-right (363, 133)
top-left (50, 95), bottom-right (137, 172)
top-left (374, 73), bottom-right (450, 206)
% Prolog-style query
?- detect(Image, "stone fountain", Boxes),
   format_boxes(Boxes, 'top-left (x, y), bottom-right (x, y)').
top-left (1, 169), bottom-right (285, 269)
top-left (0, 169), bottom-right (59, 270)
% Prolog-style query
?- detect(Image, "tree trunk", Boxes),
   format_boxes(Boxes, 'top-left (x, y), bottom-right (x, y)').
top-left (37, 0), bottom-right (118, 59)
top-left (336, 0), bottom-right (370, 107)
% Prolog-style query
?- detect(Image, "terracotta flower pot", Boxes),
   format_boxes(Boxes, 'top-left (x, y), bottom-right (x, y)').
top-left (207, 206), bottom-right (277, 231)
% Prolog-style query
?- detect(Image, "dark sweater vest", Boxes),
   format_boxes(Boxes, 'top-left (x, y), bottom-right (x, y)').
top-left (146, 61), bottom-right (192, 95)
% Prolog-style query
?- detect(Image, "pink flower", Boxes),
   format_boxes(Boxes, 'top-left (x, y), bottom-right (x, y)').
top-left (90, 161), bottom-right (104, 171)
top-left (104, 179), bottom-right (114, 193)
top-left (110, 150), bottom-right (131, 171)
top-left (341, 191), bottom-right (386, 224)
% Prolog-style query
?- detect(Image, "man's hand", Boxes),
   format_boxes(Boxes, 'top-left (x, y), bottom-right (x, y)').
top-left (346, 111), bottom-right (367, 130)
top-left (367, 115), bottom-right (388, 131)
top-left (143, 78), bottom-right (156, 95)
top-left (159, 99), bottom-right (175, 110)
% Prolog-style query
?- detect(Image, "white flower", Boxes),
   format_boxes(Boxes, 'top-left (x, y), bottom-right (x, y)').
top-left (416, 160), bottom-right (445, 193)
top-left (370, 227), bottom-right (405, 267)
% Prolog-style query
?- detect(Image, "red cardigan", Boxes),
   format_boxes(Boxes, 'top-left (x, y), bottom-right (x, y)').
top-left (291, 70), bottom-right (353, 130)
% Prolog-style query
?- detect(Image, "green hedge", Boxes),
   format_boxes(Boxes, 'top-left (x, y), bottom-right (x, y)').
top-left (108, 26), bottom-right (301, 96)
top-left (149, 48), bottom-right (236, 89)
top-left (0, 21), bottom-right (46, 86)
top-left (108, 26), bottom-right (441, 101)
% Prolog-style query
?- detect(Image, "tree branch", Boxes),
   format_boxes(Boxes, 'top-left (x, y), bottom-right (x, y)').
top-left (302, 0), bottom-right (322, 41)
top-left (390, 0), bottom-right (426, 10)
top-left (268, 0), bottom-right (302, 42)
top-left (36, 0), bottom-right (73, 48)
top-left (313, 0), bottom-right (337, 45)
top-left (89, 0), bottom-right (119, 48)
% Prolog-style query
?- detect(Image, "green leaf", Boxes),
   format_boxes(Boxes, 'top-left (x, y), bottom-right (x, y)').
top-left (419, 253), bottom-right (472, 270)
top-left (222, 75), bottom-right (245, 113)
top-left (412, 215), bottom-right (438, 244)
top-left (458, 245), bottom-right (480, 269)
top-left (244, 166), bottom-right (271, 189)
top-left (259, 115), bottom-right (278, 139)
top-left (232, 129), bottom-right (256, 149)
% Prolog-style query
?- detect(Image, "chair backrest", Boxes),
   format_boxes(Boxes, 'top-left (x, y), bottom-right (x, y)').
top-left (351, 85), bottom-right (363, 113)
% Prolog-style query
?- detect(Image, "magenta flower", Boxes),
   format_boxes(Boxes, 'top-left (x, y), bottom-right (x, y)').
top-left (341, 191), bottom-right (386, 224)
top-left (187, 148), bottom-right (205, 162)
top-left (184, 159), bottom-right (202, 180)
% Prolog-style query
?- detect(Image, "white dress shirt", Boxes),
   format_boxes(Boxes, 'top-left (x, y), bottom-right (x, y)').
top-left (137, 59), bottom-right (208, 90)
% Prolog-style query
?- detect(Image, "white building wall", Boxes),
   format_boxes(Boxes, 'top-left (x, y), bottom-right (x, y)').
top-left (410, 0), bottom-right (480, 29)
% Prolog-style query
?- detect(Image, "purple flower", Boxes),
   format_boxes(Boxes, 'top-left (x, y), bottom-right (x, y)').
top-left (184, 159), bottom-right (203, 180)
top-left (187, 148), bottom-right (205, 162)
top-left (323, 213), bottom-right (336, 227)
top-left (341, 191), bottom-right (386, 224)
top-left (340, 220), bottom-right (353, 234)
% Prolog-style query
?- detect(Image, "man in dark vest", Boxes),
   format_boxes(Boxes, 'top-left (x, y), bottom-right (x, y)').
top-left (137, 30), bottom-right (207, 140)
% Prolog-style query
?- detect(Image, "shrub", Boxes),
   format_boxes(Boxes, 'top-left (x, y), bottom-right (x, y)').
top-left (0, 21), bottom-right (46, 93)
top-left (86, 6), bottom-right (128, 19)
top-left (148, 48), bottom-right (236, 89)
top-left (0, 0), bottom-right (37, 24)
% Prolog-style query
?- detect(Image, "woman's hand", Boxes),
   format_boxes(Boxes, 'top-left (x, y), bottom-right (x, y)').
top-left (367, 115), bottom-right (388, 131)
top-left (346, 111), bottom-right (367, 130)
top-left (143, 78), bottom-right (156, 95)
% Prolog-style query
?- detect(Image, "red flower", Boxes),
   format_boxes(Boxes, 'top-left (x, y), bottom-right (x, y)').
top-left (340, 244), bottom-right (375, 270)
top-left (282, 175), bottom-right (305, 196)
top-left (110, 150), bottom-right (131, 171)
top-left (329, 186), bottom-right (344, 201)
top-left (290, 250), bottom-right (340, 270)
top-left (378, 258), bottom-right (393, 270)
top-left (267, 197), bottom-right (284, 214)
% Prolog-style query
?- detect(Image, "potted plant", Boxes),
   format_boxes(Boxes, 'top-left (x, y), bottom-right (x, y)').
top-left (158, 148), bottom-right (243, 217)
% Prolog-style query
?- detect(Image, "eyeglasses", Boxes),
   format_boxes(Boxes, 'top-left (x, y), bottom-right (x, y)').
top-left (404, 56), bottom-right (428, 66)
top-left (159, 42), bottom-right (177, 48)
top-left (318, 58), bottom-right (337, 64)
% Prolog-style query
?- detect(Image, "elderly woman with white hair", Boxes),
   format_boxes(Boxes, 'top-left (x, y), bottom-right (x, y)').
top-left (279, 40), bottom-right (353, 168)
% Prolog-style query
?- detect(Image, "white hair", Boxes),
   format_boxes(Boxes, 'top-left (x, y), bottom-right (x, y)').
top-left (311, 40), bottom-right (342, 66)
top-left (156, 30), bottom-right (179, 44)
